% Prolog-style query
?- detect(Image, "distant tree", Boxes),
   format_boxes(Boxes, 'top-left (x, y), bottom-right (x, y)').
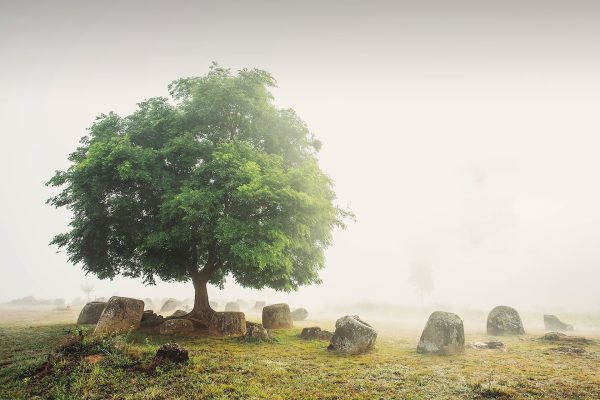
top-left (408, 261), bottom-right (433, 303)
top-left (80, 283), bottom-right (95, 301)
top-left (47, 64), bottom-right (350, 330)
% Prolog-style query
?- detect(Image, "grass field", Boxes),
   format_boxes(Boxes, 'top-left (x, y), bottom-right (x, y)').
top-left (1, 308), bottom-right (599, 399)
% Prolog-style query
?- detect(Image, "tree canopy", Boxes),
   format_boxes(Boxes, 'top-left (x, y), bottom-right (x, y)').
top-left (47, 64), bottom-right (350, 300)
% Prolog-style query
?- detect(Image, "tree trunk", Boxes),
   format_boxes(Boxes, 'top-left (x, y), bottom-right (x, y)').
top-left (175, 259), bottom-right (247, 336)
top-left (188, 273), bottom-right (216, 321)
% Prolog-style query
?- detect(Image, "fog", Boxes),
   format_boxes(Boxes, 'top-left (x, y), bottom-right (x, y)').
top-left (1, 0), bottom-right (600, 314)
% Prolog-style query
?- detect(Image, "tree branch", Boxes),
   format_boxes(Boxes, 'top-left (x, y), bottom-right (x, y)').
top-left (197, 251), bottom-right (222, 281)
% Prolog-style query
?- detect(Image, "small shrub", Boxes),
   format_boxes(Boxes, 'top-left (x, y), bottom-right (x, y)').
top-left (470, 376), bottom-right (515, 399)
top-left (237, 335), bottom-right (278, 344)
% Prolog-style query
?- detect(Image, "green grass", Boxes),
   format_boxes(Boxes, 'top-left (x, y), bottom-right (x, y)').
top-left (1, 310), bottom-right (599, 399)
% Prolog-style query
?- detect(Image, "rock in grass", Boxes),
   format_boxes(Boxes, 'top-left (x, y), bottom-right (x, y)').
top-left (327, 315), bottom-right (377, 354)
top-left (262, 304), bottom-right (293, 329)
top-left (211, 312), bottom-right (247, 336)
top-left (300, 327), bottom-right (333, 340)
top-left (159, 319), bottom-right (194, 335)
top-left (417, 311), bottom-right (465, 355)
top-left (155, 343), bottom-right (189, 363)
top-left (291, 308), bottom-right (309, 321)
top-left (76, 301), bottom-right (106, 325)
top-left (140, 310), bottom-right (164, 328)
top-left (159, 298), bottom-right (181, 313)
top-left (487, 306), bottom-right (525, 336)
top-left (225, 302), bottom-right (240, 312)
top-left (245, 321), bottom-right (270, 340)
top-left (170, 309), bottom-right (187, 318)
top-left (541, 331), bottom-right (567, 341)
top-left (252, 301), bottom-right (266, 312)
top-left (94, 296), bottom-right (144, 335)
top-left (471, 341), bottom-right (504, 349)
top-left (544, 315), bottom-right (573, 331)
top-left (554, 346), bottom-right (586, 355)
top-left (540, 332), bottom-right (591, 344)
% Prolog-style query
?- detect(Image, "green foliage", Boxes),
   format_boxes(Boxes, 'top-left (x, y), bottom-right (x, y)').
top-left (47, 63), bottom-right (351, 290)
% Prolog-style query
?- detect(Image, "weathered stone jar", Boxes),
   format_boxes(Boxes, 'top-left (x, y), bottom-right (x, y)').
top-left (94, 296), bottom-right (144, 335)
top-left (262, 303), bottom-right (293, 329)
top-left (159, 319), bottom-right (194, 335)
top-left (487, 305), bottom-right (525, 335)
top-left (327, 315), bottom-right (377, 354)
top-left (76, 301), bottom-right (106, 325)
top-left (291, 308), bottom-right (309, 321)
top-left (417, 311), bottom-right (465, 355)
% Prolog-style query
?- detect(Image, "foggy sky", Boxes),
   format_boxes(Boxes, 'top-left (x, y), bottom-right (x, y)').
top-left (1, 0), bottom-right (600, 312)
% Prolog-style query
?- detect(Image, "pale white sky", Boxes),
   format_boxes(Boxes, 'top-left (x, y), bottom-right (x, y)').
top-left (1, 0), bottom-right (599, 312)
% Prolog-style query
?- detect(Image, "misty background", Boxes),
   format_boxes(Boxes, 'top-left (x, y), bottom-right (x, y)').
top-left (1, 0), bottom-right (599, 313)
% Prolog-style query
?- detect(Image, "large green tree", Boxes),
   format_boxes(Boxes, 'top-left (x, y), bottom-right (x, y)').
top-left (47, 64), bottom-right (350, 327)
